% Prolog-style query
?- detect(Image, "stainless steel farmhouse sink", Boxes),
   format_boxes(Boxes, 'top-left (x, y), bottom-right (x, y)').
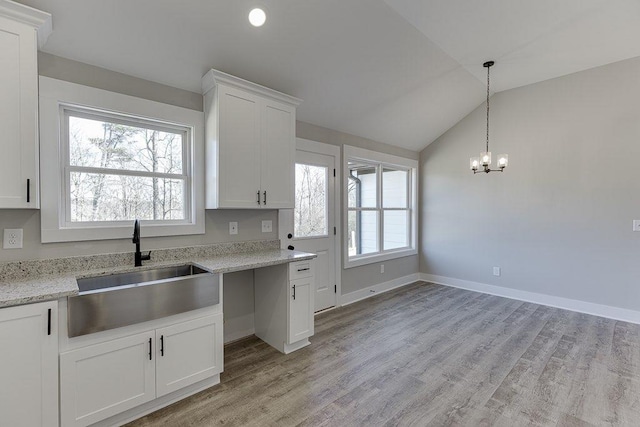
top-left (68, 264), bottom-right (219, 337)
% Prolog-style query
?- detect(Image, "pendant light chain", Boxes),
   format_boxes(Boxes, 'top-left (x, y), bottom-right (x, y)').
top-left (486, 63), bottom-right (490, 153)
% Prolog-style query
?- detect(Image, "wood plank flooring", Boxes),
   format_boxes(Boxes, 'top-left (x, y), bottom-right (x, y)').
top-left (126, 282), bottom-right (640, 426)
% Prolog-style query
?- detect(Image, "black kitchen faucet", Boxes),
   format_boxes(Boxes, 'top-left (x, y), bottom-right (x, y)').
top-left (132, 219), bottom-right (151, 267)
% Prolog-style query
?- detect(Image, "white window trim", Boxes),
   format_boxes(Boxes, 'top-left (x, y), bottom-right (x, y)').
top-left (39, 76), bottom-right (205, 243)
top-left (343, 145), bottom-right (418, 268)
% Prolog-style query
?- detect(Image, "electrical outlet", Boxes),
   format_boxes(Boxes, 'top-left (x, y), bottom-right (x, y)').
top-left (380, 264), bottom-right (385, 274)
top-left (633, 220), bottom-right (640, 232)
top-left (3, 229), bottom-right (23, 249)
top-left (261, 220), bottom-right (273, 233)
top-left (229, 222), bottom-right (238, 235)
top-left (493, 266), bottom-right (501, 277)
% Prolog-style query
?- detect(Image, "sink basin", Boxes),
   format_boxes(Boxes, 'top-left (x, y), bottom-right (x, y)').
top-left (77, 264), bottom-right (209, 294)
top-left (68, 264), bottom-right (219, 337)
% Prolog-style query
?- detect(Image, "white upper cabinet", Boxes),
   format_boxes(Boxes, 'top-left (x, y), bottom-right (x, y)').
top-left (0, 1), bottom-right (52, 208)
top-left (202, 69), bottom-right (301, 209)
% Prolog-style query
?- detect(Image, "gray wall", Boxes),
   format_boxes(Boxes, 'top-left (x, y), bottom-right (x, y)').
top-left (38, 53), bottom-right (203, 111)
top-left (419, 56), bottom-right (640, 312)
top-left (297, 122), bottom-right (419, 295)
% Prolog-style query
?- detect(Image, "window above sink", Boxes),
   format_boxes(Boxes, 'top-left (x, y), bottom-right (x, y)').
top-left (39, 77), bottom-right (205, 243)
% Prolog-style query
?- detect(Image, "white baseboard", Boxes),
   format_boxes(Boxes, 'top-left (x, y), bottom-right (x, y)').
top-left (224, 313), bottom-right (255, 343)
top-left (421, 273), bottom-right (640, 325)
top-left (340, 273), bottom-right (421, 306)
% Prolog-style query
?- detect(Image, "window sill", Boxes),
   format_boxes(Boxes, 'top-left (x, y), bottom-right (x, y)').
top-left (344, 248), bottom-right (417, 269)
top-left (41, 222), bottom-right (205, 243)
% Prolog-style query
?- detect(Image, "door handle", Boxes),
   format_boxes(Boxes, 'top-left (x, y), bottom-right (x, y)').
top-left (257, 190), bottom-right (261, 205)
top-left (149, 338), bottom-right (152, 360)
top-left (160, 335), bottom-right (164, 356)
top-left (26, 179), bottom-right (30, 203)
top-left (292, 284), bottom-right (296, 300)
top-left (47, 308), bottom-right (51, 335)
top-left (263, 190), bottom-right (267, 205)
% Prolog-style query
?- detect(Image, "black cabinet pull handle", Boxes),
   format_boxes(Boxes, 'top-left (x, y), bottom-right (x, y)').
top-left (293, 284), bottom-right (296, 300)
top-left (47, 308), bottom-right (51, 335)
top-left (26, 179), bottom-right (30, 203)
top-left (160, 335), bottom-right (164, 356)
top-left (297, 267), bottom-right (310, 272)
top-left (263, 190), bottom-right (267, 205)
top-left (257, 190), bottom-right (261, 205)
top-left (149, 338), bottom-right (152, 360)
top-left (287, 245), bottom-right (294, 250)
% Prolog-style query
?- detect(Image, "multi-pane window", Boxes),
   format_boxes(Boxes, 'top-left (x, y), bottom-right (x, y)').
top-left (346, 146), bottom-right (416, 266)
top-left (63, 108), bottom-right (190, 225)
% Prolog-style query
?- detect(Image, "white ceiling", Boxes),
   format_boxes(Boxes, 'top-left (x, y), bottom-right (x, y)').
top-left (17, 0), bottom-right (640, 152)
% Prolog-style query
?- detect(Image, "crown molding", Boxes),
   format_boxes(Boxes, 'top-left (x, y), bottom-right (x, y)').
top-left (202, 69), bottom-right (302, 107)
top-left (0, 0), bottom-right (52, 49)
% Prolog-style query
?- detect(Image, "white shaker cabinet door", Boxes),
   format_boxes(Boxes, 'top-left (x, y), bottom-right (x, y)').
top-left (155, 313), bottom-right (223, 397)
top-left (60, 331), bottom-right (156, 427)
top-left (0, 301), bottom-right (58, 427)
top-left (288, 276), bottom-right (315, 344)
top-left (217, 84), bottom-right (262, 208)
top-left (0, 16), bottom-right (39, 208)
top-left (261, 99), bottom-right (295, 209)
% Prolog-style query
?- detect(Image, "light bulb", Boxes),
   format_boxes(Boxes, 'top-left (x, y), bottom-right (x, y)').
top-left (497, 154), bottom-right (509, 168)
top-left (470, 157), bottom-right (480, 171)
top-left (480, 152), bottom-right (491, 166)
top-left (249, 8), bottom-right (266, 27)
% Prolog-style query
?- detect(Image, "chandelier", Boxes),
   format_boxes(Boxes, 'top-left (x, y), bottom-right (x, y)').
top-left (470, 61), bottom-right (508, 174)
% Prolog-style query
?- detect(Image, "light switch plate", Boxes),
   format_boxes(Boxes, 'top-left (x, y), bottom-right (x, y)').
top-left (229, 222), bottom-right (238, 235)
top-left (633, 220), bottom-right (640, 232)
top-left (261, 220), bottom-right (273, 233)
top-left (3, 229), bottom-right (23, 249)
top-left (493, 266), bottom-right (501, 276)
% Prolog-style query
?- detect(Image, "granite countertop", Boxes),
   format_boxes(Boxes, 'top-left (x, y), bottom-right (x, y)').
top-left (0, 242), bottom-right (316, 309)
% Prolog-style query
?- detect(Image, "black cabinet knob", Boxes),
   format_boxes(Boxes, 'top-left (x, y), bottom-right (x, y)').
top-left (287, 245), bottom-right (294, 250)
top-left (287, 233), bottom-right (293, 239)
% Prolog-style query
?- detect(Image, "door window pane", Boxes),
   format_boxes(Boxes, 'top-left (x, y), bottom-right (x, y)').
top-left (348, 210), bottom-right (378, 256)
top-left (348, 162), bottom-right (377, 208)
top-left (294, 164), bottom-right (328, 237)
top-left (382, 168), bottom-right (408, 208)
top-left (383, 210), bottom-right (408, 250)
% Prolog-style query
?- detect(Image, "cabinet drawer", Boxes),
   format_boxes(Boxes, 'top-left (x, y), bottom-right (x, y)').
top-left (289, 260), bottom-right (313, 280)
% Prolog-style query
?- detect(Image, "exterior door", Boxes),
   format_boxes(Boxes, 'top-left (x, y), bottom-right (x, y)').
top-left (281, 139), bottom-right (338, 312)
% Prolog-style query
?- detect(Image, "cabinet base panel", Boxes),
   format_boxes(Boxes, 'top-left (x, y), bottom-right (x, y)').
top-left (283, 338), bottom-right (311, 354)
top-left (90, 374), bottom-right (220, 427)
top-left (256, 332), bottom-right (310, 355)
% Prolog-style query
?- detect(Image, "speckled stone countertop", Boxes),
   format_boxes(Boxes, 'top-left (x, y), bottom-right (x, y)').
top-left (0, 240), bottom-right (316, 308)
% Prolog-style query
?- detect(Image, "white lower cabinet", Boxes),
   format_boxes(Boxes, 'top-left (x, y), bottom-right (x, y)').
top-left (60, 331), bottom-right (155, 427)
top-left (0, 300), bottom-right (58, 427)
top-left (156, 315), bottom-right (223, 397)
top-left (60, 313), bottom-right (223, 427)
top-left (289, 276), bottom-right (314, 344)
top-left (254, 260), bottom-right (315, 354)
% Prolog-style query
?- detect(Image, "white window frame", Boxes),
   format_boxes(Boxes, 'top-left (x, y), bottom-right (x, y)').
top-left (39, 77), bottom-right (205, 243)
top-left (343, 145), bottom-right (418, 268)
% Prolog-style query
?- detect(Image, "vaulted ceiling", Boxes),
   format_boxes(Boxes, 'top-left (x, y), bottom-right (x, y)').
top-left (18, 0), bottom-right (640, 151)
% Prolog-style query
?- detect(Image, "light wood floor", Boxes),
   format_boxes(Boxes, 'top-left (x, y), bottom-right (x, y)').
top-left (127, 282), bottom-right (640, 426)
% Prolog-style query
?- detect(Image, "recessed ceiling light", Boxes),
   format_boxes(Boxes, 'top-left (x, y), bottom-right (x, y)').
top-left (249, 8), bottom-right (266, 27)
